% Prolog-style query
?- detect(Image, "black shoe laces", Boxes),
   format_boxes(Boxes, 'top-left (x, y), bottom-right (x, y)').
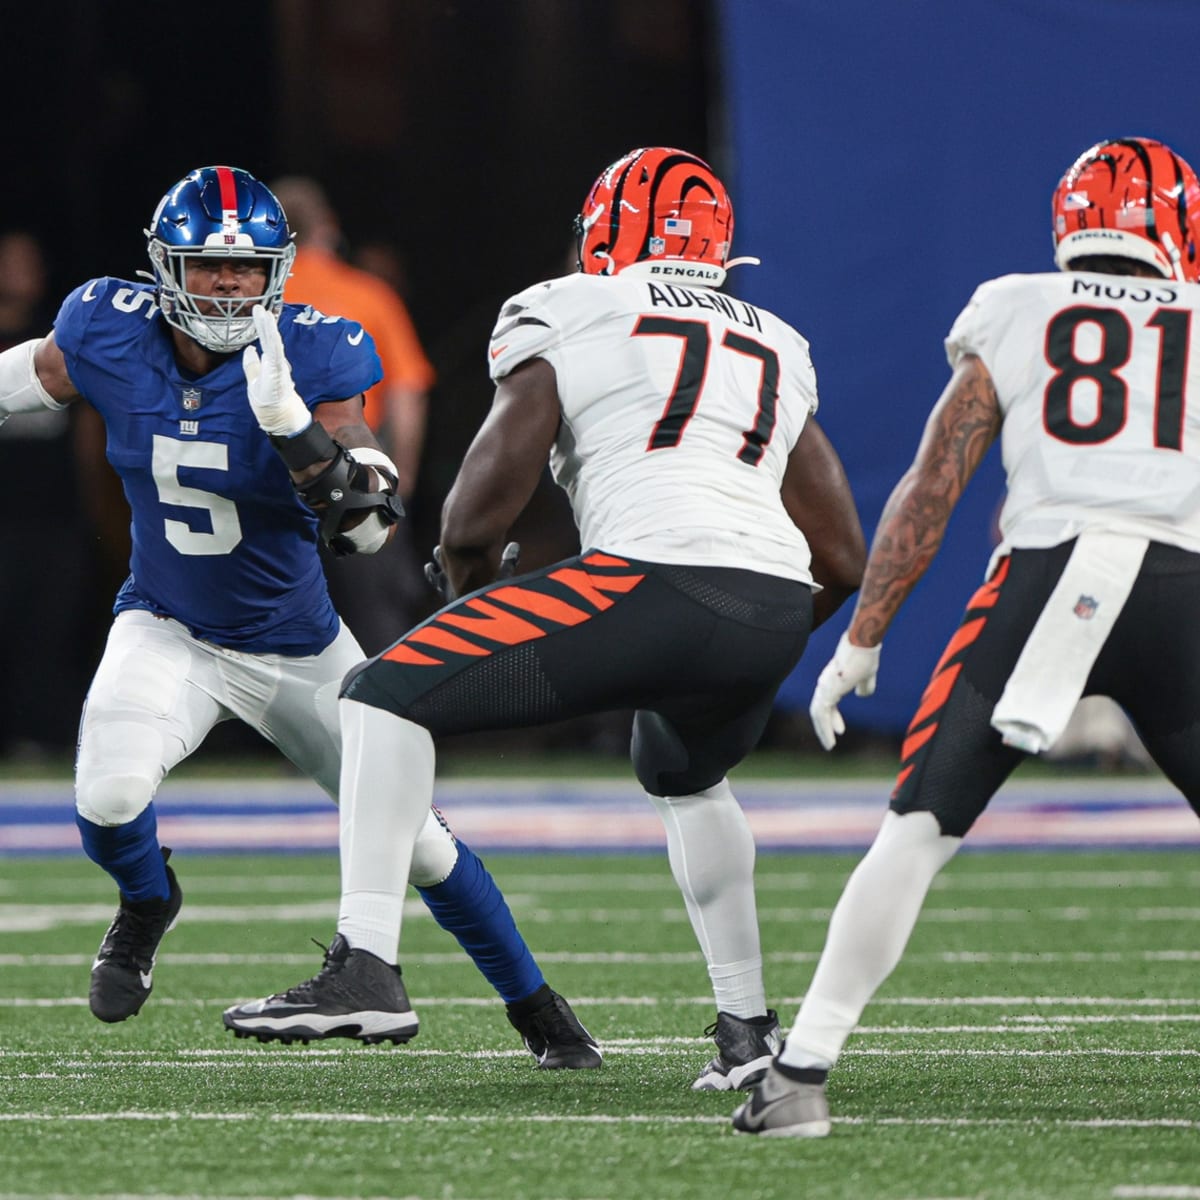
top-left (529, 996), bottom-right (586, 1046)
top-left (268, 938), bottom-right (349, 1003)
top-left (103, 902), bottom-right (172, 969)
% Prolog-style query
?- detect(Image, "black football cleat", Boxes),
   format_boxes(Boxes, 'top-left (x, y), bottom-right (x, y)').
top-left (89, 847), bottom-right (183, 1023)
top-left (222, 933), bottom-right (419, 1045)
top-left (692, 1009), bottom-right (782, 1091)
top-left (506, 986), bottom-right (602, 1069)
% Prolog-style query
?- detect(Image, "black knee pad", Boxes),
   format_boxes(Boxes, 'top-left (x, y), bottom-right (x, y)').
top-left (631, 710), bottom-right (727, 797)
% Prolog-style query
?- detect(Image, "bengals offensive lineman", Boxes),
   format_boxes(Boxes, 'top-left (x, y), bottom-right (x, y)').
top-left (225, 147), bottom-right (867, 1091)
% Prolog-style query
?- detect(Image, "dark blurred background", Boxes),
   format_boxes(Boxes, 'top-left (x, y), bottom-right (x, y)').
top-left (1, 0), bottom-right (1194, 770)
top-left (0, 0), bottom-right (721, 764)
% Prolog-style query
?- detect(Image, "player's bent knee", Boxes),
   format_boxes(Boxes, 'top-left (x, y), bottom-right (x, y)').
top-left (408, 807), bottom-right (459, 887)
top-left (632, 712), bottom-right (730, 797)
top-left (75, 773), bottom-right (156, 827)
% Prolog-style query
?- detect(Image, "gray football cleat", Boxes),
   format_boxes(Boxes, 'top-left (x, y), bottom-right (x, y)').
top-left (692, 1009), bottom-right (781, 1091)
top-left (731, 1060), bottom-right (832, 1137)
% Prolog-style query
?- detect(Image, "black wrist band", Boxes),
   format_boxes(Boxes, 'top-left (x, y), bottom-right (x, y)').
top-left (268, 421), bottom-right (337, 471)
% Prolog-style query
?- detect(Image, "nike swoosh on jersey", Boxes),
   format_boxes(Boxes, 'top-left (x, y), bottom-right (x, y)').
top-left (347, 328), bottom-right (365, 346)
top-left (490, 344), bottom-right (509, 359)
top-left (81, 281), bottom-right (100, 303)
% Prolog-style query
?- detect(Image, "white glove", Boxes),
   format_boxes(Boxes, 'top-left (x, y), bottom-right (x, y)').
top-left (241, 305), bottom-right (311, 437)
top-left (808, 632), bottom-right (883, 751)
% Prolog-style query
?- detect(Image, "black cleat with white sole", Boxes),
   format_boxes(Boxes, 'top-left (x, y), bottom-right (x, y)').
top-left (89, 847), bottom-right (183, 1023)
top-left (692, 1009), bottom-right (781, 1091)
top-left (223, 933), bottom-right (419, 1046)
top-left (506, 986), bottom-right (602, 1069)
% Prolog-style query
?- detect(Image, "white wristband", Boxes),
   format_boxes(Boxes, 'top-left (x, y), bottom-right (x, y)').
top-left (0, 338), bottom-right (66, 416)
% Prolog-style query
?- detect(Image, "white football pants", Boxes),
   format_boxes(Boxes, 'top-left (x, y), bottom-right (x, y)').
top-left (74, 609), bottom-right (458, 885)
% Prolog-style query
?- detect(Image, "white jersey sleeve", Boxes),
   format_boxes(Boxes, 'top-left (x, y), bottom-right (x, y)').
top-left (486, 273), bottom-right (821, 583)
top-left (944, 270), bottom-right (1200, 556)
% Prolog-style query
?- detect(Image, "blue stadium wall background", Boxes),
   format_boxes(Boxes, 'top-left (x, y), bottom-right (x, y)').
top-left (718, 0), bottom-right (1200, 730)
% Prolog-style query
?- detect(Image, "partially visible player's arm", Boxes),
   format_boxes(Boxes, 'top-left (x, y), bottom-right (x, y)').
top-left (808, 355), bottom-right (1002, 749)
top-left (242, 305), bottom-right (402, 555)
top-left (781, 417), bottom-right (866, 629)
top-left (0, 332), bottom-right (80, 426)
top-left (439, 357), bottom-right (561, 598)
top-left (848, 353), bottom-right (1001, 648)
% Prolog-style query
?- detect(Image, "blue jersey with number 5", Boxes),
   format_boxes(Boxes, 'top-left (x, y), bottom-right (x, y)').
top-left (53, 278), bottom-right (382, 654)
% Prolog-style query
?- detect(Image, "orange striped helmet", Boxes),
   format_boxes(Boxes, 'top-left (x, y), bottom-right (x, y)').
top-left (575, 147), bottom-right (740, 288)
top-left (1053, 137), bottom-right (1200, 282)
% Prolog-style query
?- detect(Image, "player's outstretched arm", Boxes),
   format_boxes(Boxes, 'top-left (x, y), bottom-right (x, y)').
top-left (849, 353), bottom-right (1001, 648)
top-left (781, 417), bottom-right (866, 629)
top-left (439, 357), bottom-right (561, 599)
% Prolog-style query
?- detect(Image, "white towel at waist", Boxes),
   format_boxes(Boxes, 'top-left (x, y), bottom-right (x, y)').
top-left (990, 531), bottom-right (1149, 754)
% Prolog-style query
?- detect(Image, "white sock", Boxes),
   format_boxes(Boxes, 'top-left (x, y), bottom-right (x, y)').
top-left (336, 699), bottom-right (435, 963)
top-left (649, 778), bottom-right (766, 1019)
top-left (778, 810), bottom-right (960, 1070)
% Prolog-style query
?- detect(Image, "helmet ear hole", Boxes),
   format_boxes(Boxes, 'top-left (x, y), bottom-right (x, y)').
top-left (146, 165), bottom-right (296, 353)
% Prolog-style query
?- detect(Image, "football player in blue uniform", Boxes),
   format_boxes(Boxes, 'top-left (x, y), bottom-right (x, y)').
top-left (0, 166), bottom-right (599, 1067)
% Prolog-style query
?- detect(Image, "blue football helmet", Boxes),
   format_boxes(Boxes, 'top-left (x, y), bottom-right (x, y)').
top-left (144, 166), bottom-right (296, 352)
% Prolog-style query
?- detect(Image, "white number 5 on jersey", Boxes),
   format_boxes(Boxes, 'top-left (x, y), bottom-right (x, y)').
top-left (151, 435), bottom-right (243, 555)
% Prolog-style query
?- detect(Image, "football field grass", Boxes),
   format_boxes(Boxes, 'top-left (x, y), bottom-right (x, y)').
top-left (1, 848), bottom-right (1198, 1200)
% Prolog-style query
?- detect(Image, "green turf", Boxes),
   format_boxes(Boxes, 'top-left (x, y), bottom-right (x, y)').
top-left (1, 849), bottom-right (1197, 1199)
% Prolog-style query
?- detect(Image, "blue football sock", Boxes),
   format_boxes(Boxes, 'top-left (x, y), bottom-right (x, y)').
top-left (416, 841), bottom-right (545, 1005)
top-left (75, 805), bottom-right (170, 902)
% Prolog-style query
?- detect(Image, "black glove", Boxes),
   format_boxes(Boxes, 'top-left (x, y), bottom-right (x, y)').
top-left (424, 541), bottom-right (521, 604)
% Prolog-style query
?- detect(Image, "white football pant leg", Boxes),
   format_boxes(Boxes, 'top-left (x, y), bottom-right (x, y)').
top-left (779, 810), bottom-right (961, 1070)
top-left (408, 807), bottom-right (461, 888)
top-left (75, 611), bottom-right (225, 826)
top-left (648, 777), bottom-right (766, 1019)
top-left (336, 698), bottom-right (436, 962)
top-left (230, 620), bottom-right (365, 800)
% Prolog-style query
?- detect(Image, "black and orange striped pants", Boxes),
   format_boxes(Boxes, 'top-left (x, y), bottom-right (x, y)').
top-left (341, 551), bottom-right (813, 796)
top-left (891, 539), bottom-right (1200, 835)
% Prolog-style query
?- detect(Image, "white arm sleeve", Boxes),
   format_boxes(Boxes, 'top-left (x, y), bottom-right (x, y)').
top-left (0, 339), bottom-right (67, 428)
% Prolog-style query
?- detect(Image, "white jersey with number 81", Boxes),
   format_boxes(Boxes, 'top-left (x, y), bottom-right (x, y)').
top-left (947, 270), bottom-right (1200, 557)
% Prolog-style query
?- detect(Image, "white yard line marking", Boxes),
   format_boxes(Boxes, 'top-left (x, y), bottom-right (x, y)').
top-left (8, 902), bottom-right (1200, 933)
top-left (1113, 1189), bottom-right (1200, 1198)
top-left (3, 1044), bottom-right (1198, 1069)
top-left (3, 993), bottom-right (1200, 1011)
top-left (11, 868), bottom-right (1200, 897)
top-left (0, 1111), bottom-right (1195, 1131)
top-left (7, 948), bottom-right (1200, 968)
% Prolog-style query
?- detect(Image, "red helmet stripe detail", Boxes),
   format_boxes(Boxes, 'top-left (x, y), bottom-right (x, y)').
top-left (215, 165), bottom-right (238, 215)
top-left (577, 147), bottom-right (734, 281)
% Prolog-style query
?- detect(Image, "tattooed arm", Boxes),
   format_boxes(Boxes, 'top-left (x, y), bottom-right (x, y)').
top-left (846, 354), bottom-right (1001, 647)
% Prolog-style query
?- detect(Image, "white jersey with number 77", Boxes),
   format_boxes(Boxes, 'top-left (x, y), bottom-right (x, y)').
top-left (487, 272), bottom-right (820, 584)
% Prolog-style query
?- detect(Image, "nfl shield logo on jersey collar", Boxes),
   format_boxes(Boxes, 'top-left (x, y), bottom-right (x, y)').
top-left (181, 387), bottom-right (202, 412)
